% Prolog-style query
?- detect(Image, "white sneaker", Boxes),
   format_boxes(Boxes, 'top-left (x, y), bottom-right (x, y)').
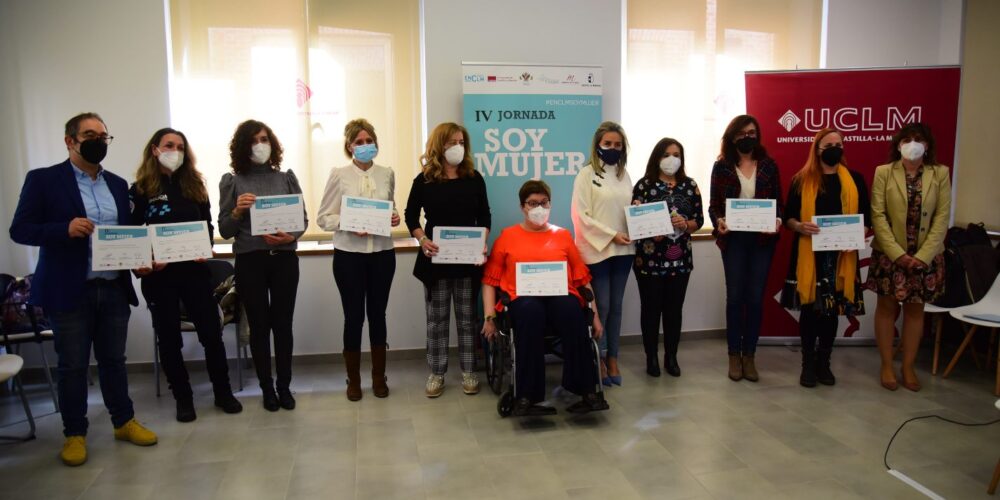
top-left (425, 374), bottom-right (444, 398)
top-left (462, 372), bottom-right (480, 395)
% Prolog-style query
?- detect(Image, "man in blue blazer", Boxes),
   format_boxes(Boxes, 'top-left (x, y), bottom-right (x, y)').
top-left (9, 112), bottom-right (157, 466)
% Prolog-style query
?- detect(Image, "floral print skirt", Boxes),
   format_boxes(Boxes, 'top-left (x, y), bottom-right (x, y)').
top-left (864, 249), bottom-right (945, 303)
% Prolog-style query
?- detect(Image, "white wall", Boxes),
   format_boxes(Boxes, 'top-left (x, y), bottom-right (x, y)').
top-left (2, 0), bottom-right (968, 368)
top-left (825, 0), bottom-right (962, 68)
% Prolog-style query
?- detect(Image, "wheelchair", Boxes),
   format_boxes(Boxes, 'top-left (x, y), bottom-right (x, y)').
top-left (484, 286), bottom-right (607, 417)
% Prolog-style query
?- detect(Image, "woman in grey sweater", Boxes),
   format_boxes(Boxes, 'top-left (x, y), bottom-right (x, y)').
top-left (219, 120), bottom-right (306, 411)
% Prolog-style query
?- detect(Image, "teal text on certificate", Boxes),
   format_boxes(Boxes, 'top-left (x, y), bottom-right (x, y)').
top-left (440, 229), bottom-right (484, 240)
top-left (256, 196), bottom-right (301, 209)
top-left (155, 223), bottom-right (205, 237)
top-left (346, 198), bottom-right (392, 210)
top-left (521, 263), bottom-right (565, 274)
top-left (99, 227), bottom-right (148, 240)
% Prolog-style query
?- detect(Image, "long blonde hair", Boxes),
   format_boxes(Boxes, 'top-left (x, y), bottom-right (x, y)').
top-left (587, 121), bottom-right (629, 179)
top-left (134, 128), bottom-right (208, 203)
top-left (420, 122), bottom-right (475, 182)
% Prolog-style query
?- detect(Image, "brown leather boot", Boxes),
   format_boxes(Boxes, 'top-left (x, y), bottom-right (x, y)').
top-left (728, 354), bottom-right (743, 381)
top-left (344, 351), bottom-right (362, 401)
top-left (371, 344), bottom-right (389, 398)
top-left (742, 354), bottom-right (759, 382)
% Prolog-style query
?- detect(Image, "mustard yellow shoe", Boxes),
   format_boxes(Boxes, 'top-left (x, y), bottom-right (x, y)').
top-left (61, 436), bottom-right (87, 466)
top-left (113, 418), bottom-right (158, 446)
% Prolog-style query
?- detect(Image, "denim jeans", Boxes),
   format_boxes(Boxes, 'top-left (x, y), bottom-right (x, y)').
top-left (332, 249), bottom-right (396, 352)
top-left (589, 255), bottom-right (633, 358)
top-left (47, 279), bottom-right (134, 436)
top-left (720, 232), bottom-right (776, 355)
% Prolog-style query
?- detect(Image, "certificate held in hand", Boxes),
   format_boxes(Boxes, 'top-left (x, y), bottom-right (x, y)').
top-left (340, 196), bottom-right (393, 237)
top-left (811, 214), bottom-right (866, 251)
top-left (91, 226), bottom-right (152, 271)
top-left (151, 221), bottom-right (214, 263)
top-left (250, 194), bottom-right (305, 235)
top-left (625, 201), bottom-right (672, 240)
top-left (726, 198), bottom-right (777, 232)
top-left (516, 261), bottom-right (568, 296)
top-left (432, 226), bottom-right (486, 265)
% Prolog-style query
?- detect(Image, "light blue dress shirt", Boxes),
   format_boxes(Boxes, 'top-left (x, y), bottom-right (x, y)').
top-left (72, 162), bottom-right (119, 280)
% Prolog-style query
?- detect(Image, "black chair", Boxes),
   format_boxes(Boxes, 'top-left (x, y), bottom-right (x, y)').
top-left (153, 260), bottom-right (247, 396)
top-left (1, 273), bottom-right (59, 411)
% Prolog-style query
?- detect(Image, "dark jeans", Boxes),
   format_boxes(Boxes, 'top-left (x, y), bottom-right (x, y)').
top-left (799, 304), bottom-right (837, 359)
top-left (47, 279), bottom-right (134, 436)
top-left (508, 295), bottom-right (598, 404)
top-left (332, 249), bottom-right (395, 352)
top-left (236, 250), bottom-right (299, 390)
top-left (720, 232), bottom-right (776, 354)
top-left (589, 255), bottom-right (632, 358)
top-left (141, 262), bottom-right (231, 401)
top-left (636, 272), bottom-right (691, 358)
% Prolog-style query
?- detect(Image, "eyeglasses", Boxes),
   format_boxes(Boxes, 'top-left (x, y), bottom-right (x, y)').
top-left (735, 131), bottom-right (758, 140)
top-left (524, 200), bottom-right (551, 209)
top-left (78, 133), bottom-right (114, 144)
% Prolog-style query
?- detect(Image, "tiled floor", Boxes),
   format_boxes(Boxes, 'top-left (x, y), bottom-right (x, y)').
top-left (1, 339), bottom-right (998, 500)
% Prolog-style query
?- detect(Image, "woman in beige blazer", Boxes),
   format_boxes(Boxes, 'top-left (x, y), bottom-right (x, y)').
top-left (866, 123), bottom-right (951, 392)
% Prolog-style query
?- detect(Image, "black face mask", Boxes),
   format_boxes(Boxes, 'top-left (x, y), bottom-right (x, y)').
top-left (735, 136), bottom-right (757, 154)
top-left (78, 139), bottom-right (108, 164)
top-left (820, 146), bottom-right (843, 167)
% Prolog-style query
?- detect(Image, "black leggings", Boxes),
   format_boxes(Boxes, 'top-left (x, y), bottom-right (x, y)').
top-left (636, 273), bottom-right (691, 358)
top-left (332, 249), bottom-right (396, 352)
top-left (141, 262), bottom-right (230, 400)
top-left (799, 304), bottom-right (837, 357)
top-left (235, 250), bottom-right (299, 390)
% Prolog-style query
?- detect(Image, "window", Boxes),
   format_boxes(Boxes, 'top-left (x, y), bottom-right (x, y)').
top-left (167, 0), bottom-right (422, 239)
top-left (624, 0), bottom-right (822, 225)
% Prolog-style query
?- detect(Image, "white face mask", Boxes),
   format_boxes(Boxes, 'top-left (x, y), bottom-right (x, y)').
top-left (527, 206), bottom-right (550, 226)
top-left (157, 150), bottom-right (184, 172)
top-left (444, 145), bottom-right (465, 166)
top-left (900, 141), bottom-right (925, 161)
top-left (659, 156), bottom-right (681, 175)
top-left (251, 143), bottom-right (271, 165)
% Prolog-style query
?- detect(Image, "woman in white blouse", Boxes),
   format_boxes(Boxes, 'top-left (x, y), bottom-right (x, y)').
top-left (317, 118), bottom-right (400, 401)
top-left (571, 121), bottom-right (636, 386)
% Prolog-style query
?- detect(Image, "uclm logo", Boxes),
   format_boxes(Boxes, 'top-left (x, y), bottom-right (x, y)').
top-left (778, 107), bottom-right (922, 132)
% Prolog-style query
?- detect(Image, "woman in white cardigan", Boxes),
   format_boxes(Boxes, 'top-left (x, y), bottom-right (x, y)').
top-left (571, 121), bottom-right (636, 386)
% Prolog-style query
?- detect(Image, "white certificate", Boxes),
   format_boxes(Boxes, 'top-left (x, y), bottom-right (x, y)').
top-left (811, 214), bottom-right (866, 251)
top-left (516, 261), bottom-right (568, 296)
top-left (340, 196), bottom-right (393, 237)
top-left (625, 201), bottom-right (673, 240)
top-left (91, 226), bottom-right (151, 271)
top-left (250, 194), bottom-right (305, 236)
top-left (432, 226), bottom-right (486, 265)
top-left (150, 221), bottom-right (214, 263)
top-left (726, 199), bottom-right (777, 232)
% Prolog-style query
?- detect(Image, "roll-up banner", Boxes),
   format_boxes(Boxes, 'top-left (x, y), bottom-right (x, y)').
top-left (745, 66), bottom-right (961, 339)
top-left (462, 63), bottom-right (603, 244)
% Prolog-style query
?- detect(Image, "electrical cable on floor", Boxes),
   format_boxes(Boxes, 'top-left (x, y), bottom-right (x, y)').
top-left (883, 414), bottom-right (1000, 499)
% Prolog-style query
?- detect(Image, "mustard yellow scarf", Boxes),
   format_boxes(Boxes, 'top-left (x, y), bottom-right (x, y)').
top-left (796, 166), bottom-right (859, 305)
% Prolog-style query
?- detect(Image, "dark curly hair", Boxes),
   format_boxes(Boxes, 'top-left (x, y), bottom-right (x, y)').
top-left (229, 119), bottom-right (283, 173)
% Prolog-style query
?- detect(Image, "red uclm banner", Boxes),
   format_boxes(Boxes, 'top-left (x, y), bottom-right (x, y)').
top-left (745, 66), bottom-right (961, 338)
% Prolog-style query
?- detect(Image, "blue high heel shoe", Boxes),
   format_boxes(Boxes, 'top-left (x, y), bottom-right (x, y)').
top-left (610, 375), bottom-right (622, 386)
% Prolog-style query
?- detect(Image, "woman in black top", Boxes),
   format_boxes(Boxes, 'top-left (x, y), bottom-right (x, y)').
top-left (130, 128), bottom-right (242, 422)
top-left (405, 122), bottom-right (491, 398)
top-left (631, 138), bottom-right (704, 378)
top-left (783, 127), bottom-right (870, 388)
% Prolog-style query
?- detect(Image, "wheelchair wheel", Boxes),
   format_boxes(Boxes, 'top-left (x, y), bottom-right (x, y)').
top-left (487, 338), bottom-right (505, 395)
top-left (497, 390), bottom-right (513, 418)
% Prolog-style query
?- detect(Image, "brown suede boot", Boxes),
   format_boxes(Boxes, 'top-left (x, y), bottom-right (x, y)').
top-left (728, 354), bottom-right (743, 381)
top-left (344, 351), bottom-right (362, 401)
top-left (742, 354), bottom-right (759, 382)
top-left (371, 344), bottom-right (389, 398)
